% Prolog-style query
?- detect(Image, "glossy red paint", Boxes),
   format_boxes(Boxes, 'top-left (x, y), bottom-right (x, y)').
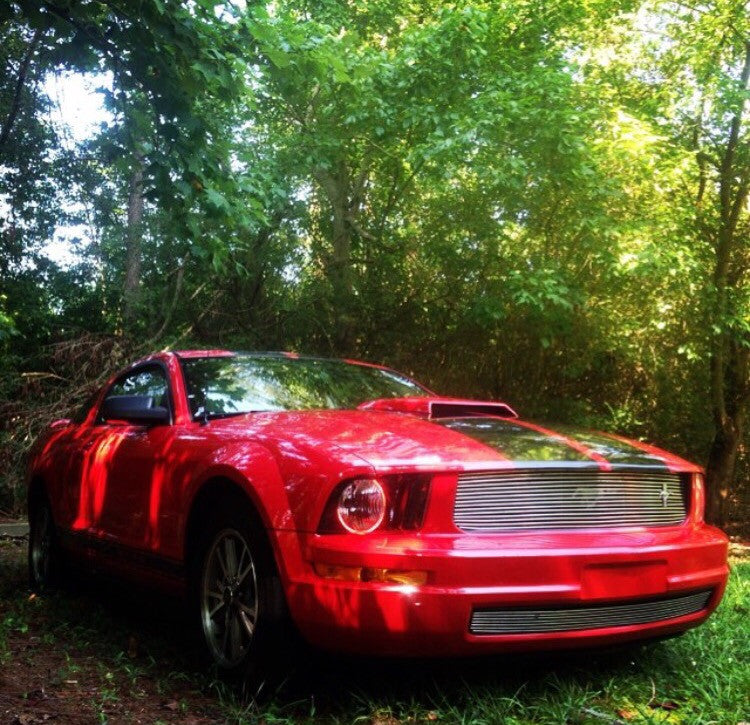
top-left (173, 349), bottom-right (235, 359)
top-left (28, 351), bottom-right (729, 657)
top-left (597, 431), bottom-right (690, 474)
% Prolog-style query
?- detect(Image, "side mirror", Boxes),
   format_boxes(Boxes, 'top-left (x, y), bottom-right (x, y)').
top-left (101, 395), bottom-right (170, 426)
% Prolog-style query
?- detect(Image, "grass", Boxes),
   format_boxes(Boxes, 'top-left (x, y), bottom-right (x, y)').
top-left (0, 538), bottom-right (748, 724)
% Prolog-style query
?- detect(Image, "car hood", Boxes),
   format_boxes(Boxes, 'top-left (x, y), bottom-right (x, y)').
top-left (218, 407), bottom-right (699, 474)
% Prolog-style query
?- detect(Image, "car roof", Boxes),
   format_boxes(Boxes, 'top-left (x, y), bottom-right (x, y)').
top-left (169, 350), bottom-right (392, 370)
top-left (172, 349), bottom-right (236, 359)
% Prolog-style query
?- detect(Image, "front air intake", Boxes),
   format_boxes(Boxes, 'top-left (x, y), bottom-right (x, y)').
top-left (470, 589), bottom-right (712, 635)
top-left (428, 401), bottom-right (517, 419)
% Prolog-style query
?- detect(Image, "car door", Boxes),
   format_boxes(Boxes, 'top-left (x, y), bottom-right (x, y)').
top-left (82, 363), bottom-right (175, 553)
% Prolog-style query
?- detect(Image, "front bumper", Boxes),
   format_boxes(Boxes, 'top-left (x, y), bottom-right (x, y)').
top-left (280, 524), bottom-right (729, 656)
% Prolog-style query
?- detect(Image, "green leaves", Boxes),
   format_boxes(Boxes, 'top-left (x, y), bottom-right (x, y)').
top-left (3, 0), bottom-right (750, 518)
top-left (203, 188), bottom-right (230, 213)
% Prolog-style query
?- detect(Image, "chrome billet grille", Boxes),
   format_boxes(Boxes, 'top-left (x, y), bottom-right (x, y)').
top-left (470, 589), bottom-right (712, 634)
top-left (454, 470), bottom-right (688, 532)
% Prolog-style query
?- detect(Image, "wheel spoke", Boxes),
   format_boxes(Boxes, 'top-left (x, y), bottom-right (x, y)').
top-left (237, 559), bottom-right (254, 585)
top-left (32, 507), bottom-right (53, 584)
top-left (238, 603), bottom-right (256, 637)
top-left (229, 612), bottom-right (243, 659)
top-left (221, 608), bottom-right (231, 659)
top-left (208, 599), bottom-right (225, 618)
top-left (238, 600), bottom-right (256, 619)
top-left (215, 546), bottom-right (229, 580)
top-left (237, 545), bottom-right (247, 578)
top-left (224, 537), bottom-right (238, 577)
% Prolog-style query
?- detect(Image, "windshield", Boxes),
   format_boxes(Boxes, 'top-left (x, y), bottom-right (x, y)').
top-left (180, 355), bottom-right (429, 419)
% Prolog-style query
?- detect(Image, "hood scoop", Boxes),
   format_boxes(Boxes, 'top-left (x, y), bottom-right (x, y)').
top-left (358, 396), bottom-right (518, 420)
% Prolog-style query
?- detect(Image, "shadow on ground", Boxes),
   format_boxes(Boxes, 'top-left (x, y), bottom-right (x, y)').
top-left (1, 537), bottom-right (668, 724)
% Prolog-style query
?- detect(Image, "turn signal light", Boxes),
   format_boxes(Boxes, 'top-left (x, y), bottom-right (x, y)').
top-left (694, 473), bottom-right (705, 522)
top-left (313, 563), bottom-right (428, 586)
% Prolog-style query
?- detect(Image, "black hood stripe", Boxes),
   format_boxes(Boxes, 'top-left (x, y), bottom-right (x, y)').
top-left (509, 419), bottom-right (612, 470)
top-left (435, 417), bottom-right (672, 471)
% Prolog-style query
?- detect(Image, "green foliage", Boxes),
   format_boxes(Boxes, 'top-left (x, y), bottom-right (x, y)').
top-left (0, 0), bottom-right (749, 520)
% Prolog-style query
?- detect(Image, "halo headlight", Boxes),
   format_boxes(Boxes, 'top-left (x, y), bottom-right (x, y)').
top-left (336, 478), bottom-right (387, 534)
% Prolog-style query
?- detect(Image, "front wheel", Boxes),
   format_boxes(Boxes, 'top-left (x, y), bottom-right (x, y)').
top-left (200, 526), bottom-right (260, 668)
top-left (192, 502), bottom-right (291, 694)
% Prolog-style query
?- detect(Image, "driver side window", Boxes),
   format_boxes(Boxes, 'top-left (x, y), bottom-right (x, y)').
top-left (102, 366), bottom-right (170, 417)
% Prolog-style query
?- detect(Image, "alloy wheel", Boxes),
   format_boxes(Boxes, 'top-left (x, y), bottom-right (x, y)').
top-left (200, 528), bottom-right (258, 668)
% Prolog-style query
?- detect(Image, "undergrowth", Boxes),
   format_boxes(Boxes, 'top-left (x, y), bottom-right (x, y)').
top-left (0, 540), bottom-right (747, 724)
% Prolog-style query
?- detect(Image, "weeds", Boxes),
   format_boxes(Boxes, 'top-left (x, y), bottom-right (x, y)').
top-left (0, 538), bottom-right (748, 724)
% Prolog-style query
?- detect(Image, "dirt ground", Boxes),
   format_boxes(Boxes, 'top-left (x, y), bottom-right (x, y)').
top-left (0, 537), bottom-right (229, 724)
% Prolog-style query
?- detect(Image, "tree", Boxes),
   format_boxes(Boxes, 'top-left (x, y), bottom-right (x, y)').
top-left (702, 32), bottom-right (750, 526)
top-left (4, 0), bottom-right (266, 330)
top-left (593, 0), bottom-right (750, 525)
top-left (246, 0), bottom-right (629, 352)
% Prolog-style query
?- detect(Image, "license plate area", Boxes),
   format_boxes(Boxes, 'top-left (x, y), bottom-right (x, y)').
top-left (582, 561), bottom-right (667, 600)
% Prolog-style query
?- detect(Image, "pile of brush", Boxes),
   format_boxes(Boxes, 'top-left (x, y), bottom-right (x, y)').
top-left (0, 334), bottom-right (144, 516)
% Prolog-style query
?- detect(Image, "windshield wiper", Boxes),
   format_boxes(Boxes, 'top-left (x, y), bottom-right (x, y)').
top-left (200, 410), bottom-right (272, 423)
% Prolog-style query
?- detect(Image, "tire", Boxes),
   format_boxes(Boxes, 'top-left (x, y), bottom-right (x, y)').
top-left (28, 493), bottom-right (63, 592)
top-left (191, 499), bottom-right (292, 696)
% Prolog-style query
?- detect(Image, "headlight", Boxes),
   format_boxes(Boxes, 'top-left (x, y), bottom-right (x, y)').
top-left (318, 474), bottom-right (431, 534)
top-left (336, 478), bottom-right (386, 534)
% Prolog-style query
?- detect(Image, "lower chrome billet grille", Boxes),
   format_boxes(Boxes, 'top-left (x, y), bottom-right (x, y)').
top-left (454, 469), bottom-right (689, 531)
top-left (470, 589), bottom-right (712, 635)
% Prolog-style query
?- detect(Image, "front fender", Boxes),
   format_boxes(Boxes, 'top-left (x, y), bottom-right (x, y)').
top-left (181, 438), bottom-right (373, 587)
top-left (188, 443), bottom-right (294, 531)
top-left (182, 441), bottom-right (312, 587)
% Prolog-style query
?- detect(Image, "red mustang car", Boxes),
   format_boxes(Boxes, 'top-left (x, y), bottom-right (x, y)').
top-left (27, 350), bottom-right (728, 679)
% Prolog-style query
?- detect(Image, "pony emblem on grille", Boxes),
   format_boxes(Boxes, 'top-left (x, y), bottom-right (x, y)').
top-left (659, 480), bottom-right (671, 508)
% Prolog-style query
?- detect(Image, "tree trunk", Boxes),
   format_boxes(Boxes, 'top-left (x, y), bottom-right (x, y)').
top-left (0, 27), bottom-right (42, 154)
top-left (123, 153), bottom-right (144, 328)
top-left (703, 41), bottom-right (750, 528)
top-left (315, 163), bottom-right (356, 352)
top-left (705, 423), bottom-right (741, 525)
